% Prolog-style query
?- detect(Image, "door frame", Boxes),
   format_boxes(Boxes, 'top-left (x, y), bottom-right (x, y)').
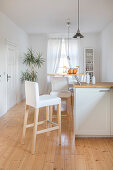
top-left (0, 36), bottom-right (7, 116)
top-left (6, 40), bottom-right (17, 111)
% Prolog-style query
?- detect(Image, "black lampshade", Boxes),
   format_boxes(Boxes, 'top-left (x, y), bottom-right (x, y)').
top-left (73, 29), bottom-right (84, 38)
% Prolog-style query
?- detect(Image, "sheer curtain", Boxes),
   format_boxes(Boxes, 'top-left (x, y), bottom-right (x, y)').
top-left (65, 39), bottom-right (79, 68)
top-left (65, 39), bottom-right (79, 84)
top-left (47, 39), bottom-right (62, 74)
top-left (47, 39), bottom-right (62, 92)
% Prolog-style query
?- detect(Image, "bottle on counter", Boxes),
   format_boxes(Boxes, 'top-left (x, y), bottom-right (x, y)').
top-left (92, 75), bottom-right (96, 84)
top-left (81, 75), bottom-right (84, 82)
top-left (84, 75), bottom-right (87, 82)
top-left (86, 73), bottom-right (90, 84)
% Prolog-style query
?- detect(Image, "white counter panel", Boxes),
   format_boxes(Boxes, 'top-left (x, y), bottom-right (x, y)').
top-left (74, 88), bottom-right (111, 136)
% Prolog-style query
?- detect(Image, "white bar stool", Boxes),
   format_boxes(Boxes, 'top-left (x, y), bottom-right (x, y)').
top-left (50, 77), bottom-right (72, 115)
top-left (22, 81), bottom-right (61, 154)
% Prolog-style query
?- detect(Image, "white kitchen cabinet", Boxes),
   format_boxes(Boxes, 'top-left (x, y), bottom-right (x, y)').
top-left (84, 48), bottom-right (94, 79)
top-left (74, 88), bottom-right (111, 136)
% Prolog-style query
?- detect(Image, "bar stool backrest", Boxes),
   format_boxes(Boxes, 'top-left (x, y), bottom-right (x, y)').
top-left (25, 81), bottom-right (39, 108)
top-left (51, 77), bottom-right (69, 91)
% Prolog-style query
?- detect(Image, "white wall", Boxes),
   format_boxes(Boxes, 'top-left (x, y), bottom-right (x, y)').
top-left (29, 34), bottom-right (48, 94)
top-left (100, 21), bottom-right (113, 82)
top-left (0, 11), bottom-right (29, 116)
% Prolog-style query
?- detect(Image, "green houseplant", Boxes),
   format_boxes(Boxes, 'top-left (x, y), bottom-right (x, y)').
top-left (21, 48), bottom-right (45, 82)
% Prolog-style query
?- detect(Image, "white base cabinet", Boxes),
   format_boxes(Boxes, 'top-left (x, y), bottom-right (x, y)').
top-left (74, 88), bottom-right (112, 137)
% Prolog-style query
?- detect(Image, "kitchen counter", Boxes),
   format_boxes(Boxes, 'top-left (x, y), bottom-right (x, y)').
top-left (73, 82), bottom-right (113, 88)
top-left (73, 82), bottom-right (113, 137)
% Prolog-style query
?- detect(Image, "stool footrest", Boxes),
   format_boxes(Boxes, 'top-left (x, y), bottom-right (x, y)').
top-left (48, 120), bottom-right (58, 126)
top-left (36, 126), bottom-right (59, 135)
top-left (26, 120), bottom-right (46, 128)
top-left (26, 120), bottom-right (58, 128)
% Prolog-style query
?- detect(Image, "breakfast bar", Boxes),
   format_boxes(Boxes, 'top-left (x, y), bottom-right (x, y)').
top-left (73, 82), bottom-right (113, 137)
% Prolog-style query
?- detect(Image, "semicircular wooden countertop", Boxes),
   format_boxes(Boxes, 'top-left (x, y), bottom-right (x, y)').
top-left (73, 82), bottom-right (113, 88)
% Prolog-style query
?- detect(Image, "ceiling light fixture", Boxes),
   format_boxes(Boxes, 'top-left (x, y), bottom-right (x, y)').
top-left (66, 19), bottom-right (71, 63)
top-left (73, 0), bottom-right (84, 38)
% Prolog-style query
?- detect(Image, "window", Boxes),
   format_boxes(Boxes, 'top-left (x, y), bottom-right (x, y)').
top-left (47, 38), bottom-right (78, 75)
top-left (57, 39), bottom-right (69, 74)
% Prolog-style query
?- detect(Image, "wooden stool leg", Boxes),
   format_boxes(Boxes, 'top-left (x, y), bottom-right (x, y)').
top-left (32, 108), bottom-right (39, 154)
top-left (67, 97), bottom-right (71, 115)
top-left (46, 106), bottom-right (49, 128)
top-left (57, 104), bottom-right (61, 145)
top-left (22, 105), bottom-right (29, 144)
top-left (71, 93), bottom-right (74, 115)
top-left (50, 106), bottom-right (53, 121)
top-left (50, 106), bottom-right (53, 126)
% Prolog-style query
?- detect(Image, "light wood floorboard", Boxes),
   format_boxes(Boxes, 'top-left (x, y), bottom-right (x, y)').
top-left (0, 101), bottom-right (113, 170)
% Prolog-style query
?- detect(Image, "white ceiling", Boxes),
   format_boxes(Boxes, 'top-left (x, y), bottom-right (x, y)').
top-left (0, 0), bottom-right (113, 34)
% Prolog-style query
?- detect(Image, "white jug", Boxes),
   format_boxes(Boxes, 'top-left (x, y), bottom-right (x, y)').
top-left (83, 75), bottom-right (87, 82)
top-left (92, 76), bottom-right (96, 84)
top-left (86, 73), bottom-right (90, 84)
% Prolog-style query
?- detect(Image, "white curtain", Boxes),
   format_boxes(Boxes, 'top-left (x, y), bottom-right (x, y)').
top-left (47, 39), bottom-right (62, 92)
top-left (47, 39), bottom-right (62, 74)
top-left (65, 39), bottom-right (79, 84)
top-left (65, 39), bottom-right (79, 68)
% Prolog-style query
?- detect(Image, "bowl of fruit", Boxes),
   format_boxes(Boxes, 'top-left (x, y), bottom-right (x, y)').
top-left (68, 67), bottom-right (78, 74)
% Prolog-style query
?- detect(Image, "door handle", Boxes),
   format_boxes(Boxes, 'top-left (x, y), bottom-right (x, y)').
top-left (99, 90), bottom-right (110, 92)
top-left (7, 74), bottom-right (11, 82)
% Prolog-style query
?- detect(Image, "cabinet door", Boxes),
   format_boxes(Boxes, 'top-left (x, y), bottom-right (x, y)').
top-left (75, 88), bottom-right (111, 136)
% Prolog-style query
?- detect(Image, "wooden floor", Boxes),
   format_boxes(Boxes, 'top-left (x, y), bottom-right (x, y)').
top-left (0, 101), bottom-right (113, 170)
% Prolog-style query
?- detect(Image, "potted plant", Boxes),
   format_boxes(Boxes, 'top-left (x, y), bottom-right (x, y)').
top-left (21, 48), bottom-right (45, 82)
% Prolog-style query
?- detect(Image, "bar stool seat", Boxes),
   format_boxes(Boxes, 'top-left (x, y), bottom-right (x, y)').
top-left (50, 91), bottom-right (71, 98)
top-left (22, 81), bottom-right (61, 154)
top-left (39, 95), bottom-right (61, 108)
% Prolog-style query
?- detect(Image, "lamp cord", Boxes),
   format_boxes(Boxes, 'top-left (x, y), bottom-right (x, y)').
top-left (68, 24), bottom-right (69, 57)
top-left (78, 0), bottom-right (79, 30)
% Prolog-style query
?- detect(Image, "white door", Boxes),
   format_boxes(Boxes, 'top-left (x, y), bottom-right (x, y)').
top-left (0, 37), bottom-right (7, 117)
top-left (7, 43), bottom-right (17, 111)
top-left (0, 37), bottom-right (4, 116)
top-left (74, 88), bottom-right (111, 136)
